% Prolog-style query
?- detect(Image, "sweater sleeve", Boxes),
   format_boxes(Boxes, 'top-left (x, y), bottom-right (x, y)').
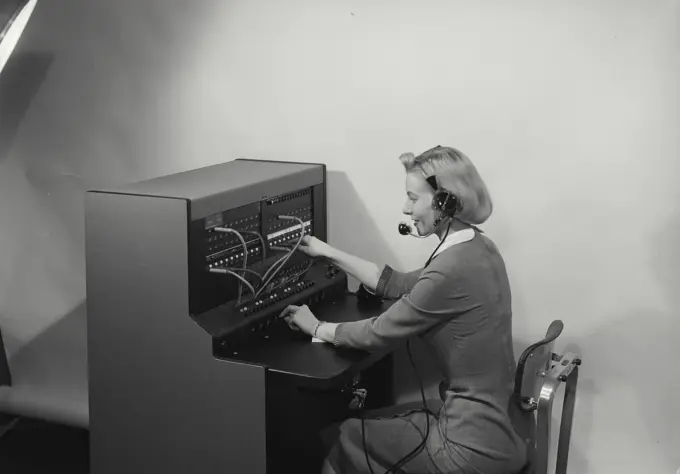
top-left (374, 265), bottom-right (424, 299)
top-left (334, 262), bottom-right (466, 352)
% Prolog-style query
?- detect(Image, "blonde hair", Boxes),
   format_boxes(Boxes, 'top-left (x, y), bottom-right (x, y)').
top-left (399, 146), bottom-right (493, 225)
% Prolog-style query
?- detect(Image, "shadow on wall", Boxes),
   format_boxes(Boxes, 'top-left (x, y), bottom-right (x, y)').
top-left (643, 209), bottom-right (680, 468)
top-left (6, 299), bottom-right (87, 395)
top-left (544, 209), bottom-right (680, 474)
top-left (0, 52), bottom-right (54, 165)
top-left (326, 170), bottom-right (397, 289)
top-left (1, 300), bottom-right (88, 428)
top-left (559, 306), bottom-right (679, 474)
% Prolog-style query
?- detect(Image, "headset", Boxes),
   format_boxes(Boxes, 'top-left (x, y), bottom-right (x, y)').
top-left (397, 172), bottom-right (461, 238)
top-left (427, 175), bottom-right (460, 223)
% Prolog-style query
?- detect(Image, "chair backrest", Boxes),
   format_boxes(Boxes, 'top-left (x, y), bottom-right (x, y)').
top-left (513, 320), bottom-right (581, 474)
top-left (514, 320), bottom-right (563, 412)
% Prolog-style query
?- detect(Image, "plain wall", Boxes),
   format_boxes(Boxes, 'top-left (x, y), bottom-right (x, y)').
top-left (1, 1), bottom-right (678, 473)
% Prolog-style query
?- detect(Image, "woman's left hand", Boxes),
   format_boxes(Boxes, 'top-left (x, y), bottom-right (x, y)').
top-left (280, 304), bottom-right (318, 336)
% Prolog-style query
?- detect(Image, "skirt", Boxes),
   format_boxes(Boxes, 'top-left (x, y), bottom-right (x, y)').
top-left (320, 399), bottom-right (477, 474)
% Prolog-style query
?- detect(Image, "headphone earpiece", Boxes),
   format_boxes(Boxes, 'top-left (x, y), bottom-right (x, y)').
top-left (432, 191), bottom-right (459, 217)
top-left (425, 173), bottom-right (460, 218)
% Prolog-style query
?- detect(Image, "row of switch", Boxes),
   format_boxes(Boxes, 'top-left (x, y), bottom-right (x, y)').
top-left (207, 242), bottom-right (261, 255)
top-left (206, 223), bottom-right (259, 244)
top-left (229, 215), bottom-right (258, 224)
top-left (266, 212), bottom-right (312, 232)
top-left (238, 280), bottom-right (315, 317)
top-left (267, 206), bottom-right (311, 219)
top-left (269, 228), bottom-right (310, 247)
top-left (207, 247), bottom-right (261, 267)
top-left (275, 260), bottom-right (313, 279)
top-left (265, 190), bottom-right (311, 206)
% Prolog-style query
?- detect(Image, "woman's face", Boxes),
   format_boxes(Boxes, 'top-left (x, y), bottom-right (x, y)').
top-left (402, 172), bottom-right (437, 236)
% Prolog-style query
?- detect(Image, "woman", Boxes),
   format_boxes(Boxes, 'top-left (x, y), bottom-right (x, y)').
top-left (280, 146), bottom-right (528, 474)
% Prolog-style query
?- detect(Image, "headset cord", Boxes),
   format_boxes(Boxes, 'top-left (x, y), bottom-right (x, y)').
top-left (424, 220), bottom-right (451, 268)
top-left (361, 339), bottom-right (439, 474)
top-left (385, 340), bottom-right (439, 474)
top-left (362, 413), bottom-right (375, 474)
top-left (363, 221), bottom-right (450, 474)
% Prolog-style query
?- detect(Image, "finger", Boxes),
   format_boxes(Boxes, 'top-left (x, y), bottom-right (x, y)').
top-left (279, 305), bottom-right (298, 319)
top-left (284, 316), bottom-right (300, 331)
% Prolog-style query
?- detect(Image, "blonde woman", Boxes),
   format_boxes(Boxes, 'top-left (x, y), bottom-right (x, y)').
top-left (281, 146), bottom-right (528, 474)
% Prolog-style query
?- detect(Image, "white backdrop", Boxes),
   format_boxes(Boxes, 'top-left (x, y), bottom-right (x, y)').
top-left (0, 1), bottom-right (678, 473)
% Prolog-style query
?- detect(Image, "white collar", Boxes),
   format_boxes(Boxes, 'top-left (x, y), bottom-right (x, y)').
top-left (432, 227), bottom-right (475, 258)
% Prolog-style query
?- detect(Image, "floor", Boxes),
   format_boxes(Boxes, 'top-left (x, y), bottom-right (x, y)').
top-left (0, 418), bottom-right (89, 474)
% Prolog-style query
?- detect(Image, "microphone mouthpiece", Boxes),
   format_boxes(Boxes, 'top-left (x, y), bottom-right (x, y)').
top-left (398, 222), bottom-right (412, 236)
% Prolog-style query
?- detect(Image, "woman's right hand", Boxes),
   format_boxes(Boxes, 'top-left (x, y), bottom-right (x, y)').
top-left (297, 235), bottom-right (330, 258)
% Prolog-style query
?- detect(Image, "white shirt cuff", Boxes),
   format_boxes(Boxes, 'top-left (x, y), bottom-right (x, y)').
top-left (315, 322), bottom-right (339, 344)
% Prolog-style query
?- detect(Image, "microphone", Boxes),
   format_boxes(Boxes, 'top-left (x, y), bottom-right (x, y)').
top-left (398, 222), bottom-right (429, 239)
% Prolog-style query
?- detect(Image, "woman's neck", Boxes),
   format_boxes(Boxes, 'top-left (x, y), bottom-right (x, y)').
top-left (435, 218), bottom-right (470, 241)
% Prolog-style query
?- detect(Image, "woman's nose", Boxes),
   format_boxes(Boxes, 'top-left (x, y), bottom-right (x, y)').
top-left (402, 202), bottom-right (411, 215)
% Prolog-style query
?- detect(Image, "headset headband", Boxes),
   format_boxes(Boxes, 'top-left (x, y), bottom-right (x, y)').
top-left (425, 175), bottom-right (438, 191)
